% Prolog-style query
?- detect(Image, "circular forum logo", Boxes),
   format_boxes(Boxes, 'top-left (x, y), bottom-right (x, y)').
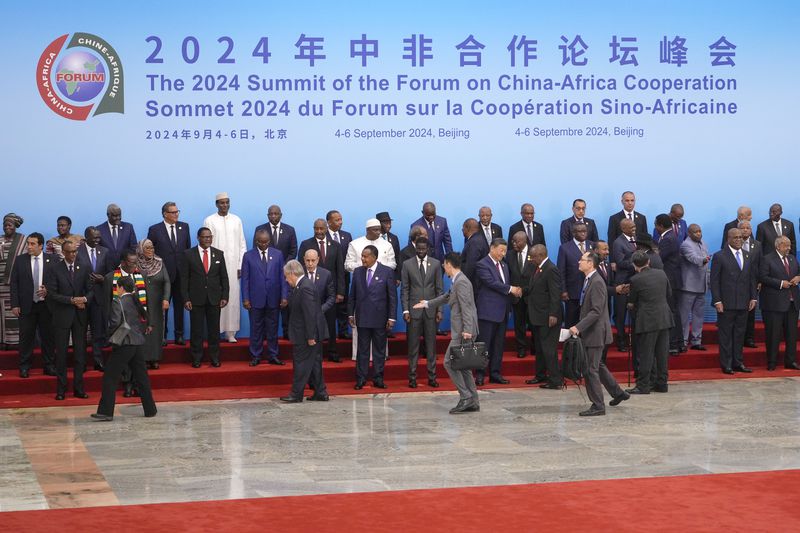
top-left (55, 50), bottom-right (106, 102)
top-left (36, 33), bottom-right (125, 121)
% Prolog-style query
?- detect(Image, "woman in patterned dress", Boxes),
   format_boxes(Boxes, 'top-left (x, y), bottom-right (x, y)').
top-left (0, 213), bottom-right (26, 350)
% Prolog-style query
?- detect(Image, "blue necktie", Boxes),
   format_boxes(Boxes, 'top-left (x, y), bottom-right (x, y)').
top-left (735, 250), bottom-right (742, 270)
top-left (90, 248), bottom-right (96, 270)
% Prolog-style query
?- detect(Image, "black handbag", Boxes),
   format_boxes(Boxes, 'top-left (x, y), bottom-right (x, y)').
top-left (107, 299), bottom-right (131, 346)
top-left (448, 340), bottom-right (489, 371)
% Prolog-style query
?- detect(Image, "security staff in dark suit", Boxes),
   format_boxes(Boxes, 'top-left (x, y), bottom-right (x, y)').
top-left (302, 249), bottom-right (336, 362)
top-left (626, 251), bottom-right (673, 394)
top-left (326, 210), bottom-right (353, 339)
top-left (755, 203), bottom-right (796, 257)
top-left (461, 218), bottom-right (488, 290)
top-left (10, 233), bottom-right (56, 377)
top-left (611, 218), bottom-right (638, 351)
top-left (508, 231), bottom-right (535, 359)
top-left (759, 235), bottom-right (800, 371)
top-left (558, 223), bottom-right (593, 328)
top-left (508, 203), bottom-right (545, 247)
top-left (711, 229), bottom-right (757, 374)
top-left (146, 201), bottom-right (191, 345)
top-left (654, 214), bottom-right (684, 354)
top-left (253, 205), bottom-right (297, 339)
top-left (477, 206), bottom-right (503, 246)
top-left (180, 227), bottom-right (229, 368)
top-left (280, 260), bottom-right (329, 402)
top-left (46, 240), bottom-right (92, 400)
top-left (559, 199), bottom-right (599, 244)
top-left (78, 226), bottom-right (111, 371)
top-left (607, 191), bottom-right (648, 244)
top-left (524, 245), bottom-right (563, 389)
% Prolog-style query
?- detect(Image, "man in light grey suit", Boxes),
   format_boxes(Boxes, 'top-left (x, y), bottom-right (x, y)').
top-left (679, 224), bottom-right (710, 350)
top-left (414, 252), bottom-right (479, 414)
top-left (569, 251), bottom-right (628, 416)
top-left (401, 238), bottom-right (443, 388)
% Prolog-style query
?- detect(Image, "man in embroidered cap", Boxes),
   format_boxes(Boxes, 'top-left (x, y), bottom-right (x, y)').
top-left (344, 218), bottom-right (396, 273)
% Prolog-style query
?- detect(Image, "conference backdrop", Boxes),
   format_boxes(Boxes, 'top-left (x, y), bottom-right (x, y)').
top-left (6, 1), bottom-right (797, 334)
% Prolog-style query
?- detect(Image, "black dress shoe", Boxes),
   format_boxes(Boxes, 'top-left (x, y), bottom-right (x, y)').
top-left (733, 365), bottom-right (753, 373)
top-left (539, 382), bottom-right (563, 390)
top-left (90, 413), bottom-right (113, 421)
top-left (19, 369), bottom-right (29, 378)
top-left (144, 412), bottom-right (157, 418)
top-left (162, 340), bottom-right (168, 347)
top-left (151, 361), bottom-right (160, 370)
top-left (408, 379), bottom-right (417, 388)
top-left (211, 361), bottom-right (221, 368)
top-left (785, 362), bottom-right (800, 370)
top-left (489, 376), bottom-right (510, 384)
top-left (475, 376), bottom-right (485, 386)
top-left (653, 385), bottom-right (669, 393)
top-left (373, 380), bottom-right (387, 389)
top-left (306, 394), bottom-right (329, 401)
top-left (328, 354), bottom-right (341, 363)
top-left (722, 368), bottom-right (734, 375)
top-left (93, 363), bottom-right (105, 372)
top-left (191, 361), bottom-right (201, 368)
top-left (174, 336), bottom-right (185, 346)
top-left (55, 393), bottom-right (65, 401)
top-left (428, 379), bottom-right (440, 388)
top-left (579, 407), bottom-right (605, 416)
top-left (525, 376), bottom-right (547, 385)
top-left (73, 391), bottom-right (89, 399)
top-left (267, 359), bottom-right (285, 366)
top-left (123, 383), bottom-right (133, 397)
top-left (690, 344), bottom-right (707, 351)
top-left (449, 399), bottom-right (468, 414)
top-left (463, 403), bottom-right (480, 412)
top-left (626, 387), bottom-right (650, 394)
top-left (44, 366), bottom-right (57, 376)
top-left (279, 396), bottom-right (303, 403)
top-left (354, 380), bottom-right (365, 390)
top-left (609, 391), bottom-right (631, 406)
top-left (767, 364), bottom-right (776, 371)
top-left (249, 358), bottom-right (260, 367)
top-left (517, 351), bottom-right (527, 358)
top-left (679, 346), bottom-right (688, 353)
top-left (744, 340), bottom-right (757, 348)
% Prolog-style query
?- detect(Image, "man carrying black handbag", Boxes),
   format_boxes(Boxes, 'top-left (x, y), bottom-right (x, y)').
top-left (414, 252), bottom-right (480, 414)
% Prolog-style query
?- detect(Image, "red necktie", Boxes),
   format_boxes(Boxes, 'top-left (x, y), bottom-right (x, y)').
top-left (318, 240), bottom-right (326, 263)
top-left (202, 249), bottom-right (209, 274)
top-left (784, 257), bottom-right (793, 301)
top-left (495, 261), bottom-right (503, 282)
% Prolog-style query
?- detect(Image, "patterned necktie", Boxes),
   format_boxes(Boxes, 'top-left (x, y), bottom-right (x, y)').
top-left (526, 223), bottom-right (533, 245)
top-left (485, 226), bottom-right (492, 244)
top-left (90, 248), bottom-right (96, 270)
top-left (68, 263), bottom-right (74, 280)
top-left (735, 250), bottom-right (742, 270)
top-left (333, 232), bottom-right (340, 243)
top-left (776, 222), bottom-right (782, 236)
top-left (32, 256), bottom-right (40, 302)
top-left (318, 240), bottom-right (326, 263)
top-left (202, 249), bottom-right (209, 273)
top-left (366, 268), bottom-right (373, 286)
top-left (579, 241), bottom-right (585, 253)
top-left (309, 271), bottom-right (315, 283)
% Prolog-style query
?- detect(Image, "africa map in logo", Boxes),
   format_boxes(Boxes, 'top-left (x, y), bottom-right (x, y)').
top-left (37, 33), bottom-right (124, 120)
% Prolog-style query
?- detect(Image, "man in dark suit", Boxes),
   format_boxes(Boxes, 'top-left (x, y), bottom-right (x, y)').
top-left (410, 201), bottom-right (453, 263)
top-left (524, 244), bottom-right (563, 389)
top-left (10, 233), bottom-right (56, 378)
top-left (477, 206), bottom-right (503, 246)
top-left (302, 249), bottom-right (337, 362)
top-left (711, 229), bottom-right (758, 374)
top-left (759, 235), bottom-right (800, 371)
top-left (721, 206), bottom-right (752, 249)
top-left (739, 220), bottom-right (761, 347)
top-left (401, 238), bottom-right (443, 388)
top-left (570, 251), bottom-right (628, 416)
top-left (181, 227), bottom-right (229, 368)
top-left (560, 199), bottom-right (599, 244)
top-left (461, 218), bottom-right (488, 289)
top-left (611, 218), bottom-right (638, 350)
top-left (241, 230), bottom-right (287, 366)
top-left (475, 238), bottom-right (522, 385)
top-left (508, 231), bottom-right (534, 358)
top-left (349, 245), bottom-right (396, 389)
top-left (626, 251), bottom-right (674, 394)
top-left (298, 219), bottom-right (345, 361)
top-left (46, 241), bottom-right (92, 400)
top-left (508, 203), bottom-right (545, 248)
top-left (78, 226), bottom-right (111, 371)
top-left (607, 191), bottom-right (648, 245)
top-left (376, 212), bottom-right (402, 279)
top-left (398, 226), bottom-right (428, 271)
top-left (97, 203), bottom-right (138, 269)
top-left (280, 260), bottom-right (329, 403)
top-left (326, 210), bottom-right (353, 339)
top-left (253, 205), bottom-right (297, 339)
top-left (147, 201), bottom-right (191, 345)
top-left (756, 203), bottom-right (796, 257)
top-left (558, 223), bottom-right (593, 328)
top-left (654, 213), bottom-right (684, 354)
top-left (653, 204), bottom-right (688, 244)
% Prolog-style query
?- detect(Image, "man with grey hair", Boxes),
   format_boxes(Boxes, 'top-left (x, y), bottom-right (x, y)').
top-left (477, 206), bottom-right (502, 246)
top-left (679, 224), bottom-right (710, 350)
top-left (280, 260), bottom-right (329, 402)
top-left (759, 235), bottom-right (800, 371)
top-left (97, 203), bottom-right (137, 268)
top-left (721, 206), bottom-right (752, 249)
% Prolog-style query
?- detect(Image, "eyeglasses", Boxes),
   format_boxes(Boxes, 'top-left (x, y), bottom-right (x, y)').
top-left (166, 210), bottom-right (180, 215)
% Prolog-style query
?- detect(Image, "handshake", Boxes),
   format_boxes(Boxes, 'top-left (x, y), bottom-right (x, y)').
top-left (510, 286), bottom-right (523, 298)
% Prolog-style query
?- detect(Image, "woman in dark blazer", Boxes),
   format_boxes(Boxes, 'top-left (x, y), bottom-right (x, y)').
top-left (91, 276), bottom-right (157, 421)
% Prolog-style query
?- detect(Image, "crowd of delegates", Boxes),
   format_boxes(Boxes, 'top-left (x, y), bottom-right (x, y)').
top-left (2, 192), bottom-right (799, 416)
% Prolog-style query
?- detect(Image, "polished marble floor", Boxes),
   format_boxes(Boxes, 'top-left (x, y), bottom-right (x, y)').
top-left (2, 377), bottom-right (800, 511)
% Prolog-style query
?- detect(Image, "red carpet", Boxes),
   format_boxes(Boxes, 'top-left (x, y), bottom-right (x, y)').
top-left (3, 469), bottom-right (798, 532)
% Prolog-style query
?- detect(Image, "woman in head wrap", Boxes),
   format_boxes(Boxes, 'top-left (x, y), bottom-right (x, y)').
top-left (1, 213), bottom-right (26, 349)
top-left (137, 239), bottom-right (171, 369)
top-left (46, 215), bottom-right (83, 260)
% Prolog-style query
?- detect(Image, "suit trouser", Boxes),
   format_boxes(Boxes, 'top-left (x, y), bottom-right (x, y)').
top-left (190, 303), bottom-right (221, 364)
top-left (476, 318), bottom-right (506, 380)
top-left (532, 334), bottom-right (547, 379)
top-left (324, 306), bottom-right (338, 356)
top-left (290, 342), bottom-right (327, 399)
top-left (763, 304), bottom-right (799, 367)
top-left (444, 340), bottom-right (478, 403)
top-left (248, 306), bottom-right (279, 360)
top-left (279, 307), bottom-right (290, 338)
top-left (54, 318), bottom-right (87, 394)
top-left (744, 308), bottom-right (756, 343)
top-left (667, 290), bottom-right (683, 349)
top-left (407, 315), bottom-right (437, 380)
top-left (18, 302), bottom-right (55, 372)
top-left (679, 291), bottom-right (705, 346)
top-left (165, 272), bottom-right (185, 337)
top-left (356, 326), bottom-right (387, 381)
top-left (87, 299), bottom-right (106, 366)
top-left (717, 309), bottom-right (747, 369)
top-left (511, 299), bottom-right (532, 352)
top-left (564, 300), bottom-right (581, 329)
top-left (634, 329), bottom-right (669, 391)
top-left (532, 324), bottom-right (562, 384)
top-left (613, 294), bottom-right (630, 345)
top-left (585, 345), bottom-right (623, 411)
top-left (97, 344), bottom-right (157, 417)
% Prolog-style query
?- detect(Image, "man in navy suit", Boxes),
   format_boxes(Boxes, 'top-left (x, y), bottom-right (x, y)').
top-left (302, 249), bottom-right (337, 361)
top-left (97, 203), bottom-right (138, 269)
top-left (461, 218), bottom-right (488, 289)
top-left (147, 201), bottom-right (191, 345)
top-left (241, 229), bottom-right (287, 366)
top-left (349, 245), bottom-right (396, 389)
top-left (756, 203), bottom-right (797, 257)
top-left (508, 203), bottom-right (545, 248)
top-left (410, 201), bottom-right (453, 263)
top-left (475, 238), bottom-right (522, 385)
top-left (654, 214), bottom-right (684, 354)
top-left (759, 235), bottom-right (800, 371)
top-left (653, 204), bottom-right (688, 244)
top-left (10, 233), bottom-right (56, 377)
top-left (477, 206), bottom-right (503, 246)
top-left (560, 199), bottom-right (599, 244)
top-left (611, 218), bottom-right (638, 350)
top-left (78, 226), bottom-right (111, 370)
top-left (253, 205), bottom-right (297, 339)
top-left (607, 191), bottom-right (648, 244)
top-left (558, 223), bottom-right (593, 328)
top-left (326, 210), bottom-right (353, 339)
top-left (711, 229), bottom-right (757, 374)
